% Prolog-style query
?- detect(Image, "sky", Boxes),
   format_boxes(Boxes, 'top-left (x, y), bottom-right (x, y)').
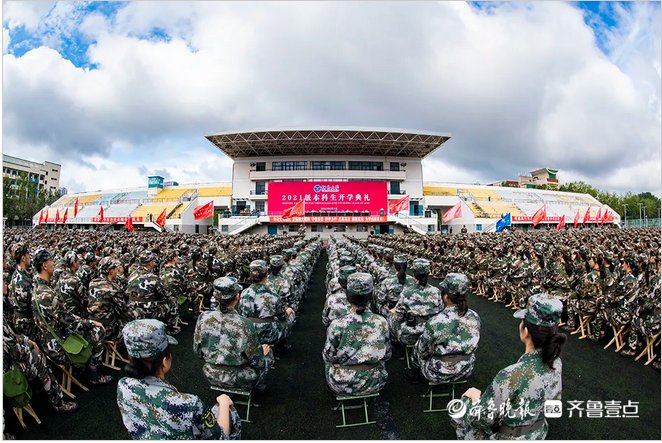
top-left (2, 1), bottom-right (660, 196)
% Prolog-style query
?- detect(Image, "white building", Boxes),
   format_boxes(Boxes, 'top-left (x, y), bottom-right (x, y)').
top-left (3, 154), bottom-right (61, 193)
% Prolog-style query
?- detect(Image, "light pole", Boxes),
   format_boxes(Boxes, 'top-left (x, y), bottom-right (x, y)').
top-left (644, 206), bottom-right (647, 228)
top-left (623, 203), bottom-right (627, 227)
top-left (639, 203), bottom-right (644, 227)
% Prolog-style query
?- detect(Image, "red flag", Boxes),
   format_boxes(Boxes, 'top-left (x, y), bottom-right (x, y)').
top-left (44, 208), bottom-right (49, 223)
top-left (156, 208), bottom-right (167, 227)
top-left (573, 209), bottom-right (580, 228)
top-left (556, 214), bottom-right (565, 231)
top-left (388, 195), bottom-right (410, 215)
top-left (98, 206), bottom-right (104, 222)
top-left (583, 207), bottom-right (590, 225)
top-left (38, 210), bottom-right (44, 225)
top-left (596, 208), bottom-right (602, 224)
top-left (193, 201), bottom-right (214, 220)
top-left (532, 204), bottom-right (546, 227)
top-left (442, 201), bottom-right (463, 223)
top-left (282, 200), bottom-right (305, 219)
top-left (62, 208), bottom-right (68, 224)
top-left (601, 208), bottom-right (610, 223)
top-left (55, 209), bottom-right (60, 223)
top-left (74, 198), bottom-right (79, 217)
top-left (607, 211), bottom-right (614, 222)
top-left (125, 216), bottom-right (134, 232)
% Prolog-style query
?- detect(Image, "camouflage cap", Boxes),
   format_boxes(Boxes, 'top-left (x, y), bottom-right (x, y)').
top-left (394, 255), bottom-right (408, 265)
top-left (33, 248), bottom-right (53, 271)
top-left (443, 273), bottom-right (469, 296)
top-left (269, 255), bottom-right (284, 267)
top-left (84, 252), bottom-right (96, 263)
top-left (139, 250), bottom-right (157, 264)
top-left (382, 248), bottom-right (394, 259)
top-left (13, 243), bottom-right (30, 262)
top-left (282, 249), bottom-right (294, 258)
top-left (249, 259), bottom-right (268, 275)
top-left (411, 258), bottom-right (431, 274)
top-left (514, 293), bottom-right (563, 328)
top-left (339, 255), bottom-right (355, 267)
top-left (213, 276), bottom-right (243, 300)
top-left (338, 265), bottom-right (357, 280)
top-left (122, 319), bottom-right (178, 359)
top-left (64, 251), bottom-right (79, 267)
top-left (98, 257), bottom-right (121, 275)
top-left (347, 272), bottom-right (373, 295)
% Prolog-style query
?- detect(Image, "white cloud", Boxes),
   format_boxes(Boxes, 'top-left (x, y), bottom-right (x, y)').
top-left (2, 1), bottom-right (660, 196)
top-left (2, 1), bottom-right (54, 30)
top-left (3, 26), bottom-right (9, 53)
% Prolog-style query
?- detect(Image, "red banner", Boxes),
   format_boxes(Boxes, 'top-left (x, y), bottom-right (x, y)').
top-left (442, 201), bottom-right (462, 223)
top-left (556, 214), bottom-right (565, 231)
top-left (269, 215), bottom-right (388, 224)
top-left (532, 204), bottom-right (547, 227)
top-left (74, 198), bottom-right (79, 217)
top-left (55, 209), bottom-right (60, 223)
top-left (91, 216), bottom-right (144, 223)
top-left (511, 215), bottom-right (608, 224)
top-left (62, 208), bottom-right (68, 224)
top-left (194, 201), bottom-right (214, 220)
top-left (38, 210), bottom-right (44, 224)
top-left (282, 200), bottom-right (305, 219)
top-left (267, 181), bottom-right (387, 216)
top-left (388, 195), bottom-right (410, 214)
top-left (156, 208), bottom-right (167, 227)
top-left (573, 209), bottom-right (580, 228)
top-left (125, 216), bottom-right (134, 232)
top-left (98, 206), bottom-right (104, 222)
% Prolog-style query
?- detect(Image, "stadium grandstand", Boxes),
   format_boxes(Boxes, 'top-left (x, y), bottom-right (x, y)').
top-left (33, 127), bottom-right (619, 235)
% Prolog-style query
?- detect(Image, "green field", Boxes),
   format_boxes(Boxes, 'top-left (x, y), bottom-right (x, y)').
top-left (8, 252), bottom-right (660, 440)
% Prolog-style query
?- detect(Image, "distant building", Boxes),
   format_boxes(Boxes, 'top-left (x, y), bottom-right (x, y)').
top-left (490, 168), bottom-right (559, 189)
top-left (2, 154), bottom-right (61, 193)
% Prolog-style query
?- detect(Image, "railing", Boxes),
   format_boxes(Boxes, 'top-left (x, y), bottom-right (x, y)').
top-left (249, 190), bottom-right (268, 195)
top-left (393, 213), bottom-right (433, 234)
top-left (111, 192), bottom-right (128, 204)
top-left (622, 218), bottom-right (660, 228)
top-left (226, 217), bottom-right (260, 235)
top-left (150, 197), bottom-right (180, 203)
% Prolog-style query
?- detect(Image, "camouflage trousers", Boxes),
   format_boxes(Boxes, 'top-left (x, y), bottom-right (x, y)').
top-left (566, 298), bottom-right (597, 329)
top-left (9, 341), bottom-right (63, 406)
top-left (325, 362), bottom-right (388, 396)
top-left (14, 316), bottom-right (38, 342)
top-left (625, 314), bottom-right (661, 353)
top-left (202, 351), bottom-right (274, 391)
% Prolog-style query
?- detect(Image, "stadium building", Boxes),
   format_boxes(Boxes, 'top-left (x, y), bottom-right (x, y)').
top-left (33, 127), bottom-right (620, 236)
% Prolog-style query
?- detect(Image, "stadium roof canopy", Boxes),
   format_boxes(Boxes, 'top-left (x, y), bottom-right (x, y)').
top-left (205, 127), bottom-right (451, 159)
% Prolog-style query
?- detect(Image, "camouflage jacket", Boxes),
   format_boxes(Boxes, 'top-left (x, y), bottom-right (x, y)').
top-left (375, 274), bottom-right (416, 316)
top-left (160, 264), bottom-right (188, 300)
top-left (454, 350), bottom-right (562, 440)
top-left (127, 267), bottom-right (166, 304)
top-left (77, 264), bottom-right (95, 292)
top-left (575, 269), bottom-right (602, 301)
top-left (390, 283), bottom-right (443, 344)
top-left (59, 269), bottom-right (87, 317)
top-left (9, 266), bottom-right (33, 319)
top-left (238, 283), bottom-right (288, 344)
top-left (323, 310), bottom-right (391, 395)
top-left (117, 376), bottom-right (239, 440)
top-left (322, 288), bottom-right (351, 327)
top-left (194, 309), bottom-right (265, 368)
top-left (87, 276), bottom-right (126, 328)
top-left (266, 273), bottom-right (292, 308)
top-left (414, 306), bottom-right (481, 383)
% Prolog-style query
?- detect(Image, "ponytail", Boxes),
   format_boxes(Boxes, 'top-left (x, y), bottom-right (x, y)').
top-left (447, 292), bottom-right (469, 316)
top-left (416, 273), bottom-right (428, 287)
top-left (124, 346), bottom-right (171, 379)
top-left (524, 320), bottom-right (566, 369)
top-left (397, 268), bottom-right (407, 285)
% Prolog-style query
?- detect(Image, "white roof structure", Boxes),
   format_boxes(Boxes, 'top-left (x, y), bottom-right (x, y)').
top-left (205, 127), bottom-right (451, 159)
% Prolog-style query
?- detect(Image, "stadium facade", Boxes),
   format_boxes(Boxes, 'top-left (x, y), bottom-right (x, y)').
top-left (32, 127), bottom-right (620, 236)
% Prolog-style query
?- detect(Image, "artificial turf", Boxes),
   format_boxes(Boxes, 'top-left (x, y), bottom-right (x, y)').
top-left (6, 251), bottom-right (660, 440)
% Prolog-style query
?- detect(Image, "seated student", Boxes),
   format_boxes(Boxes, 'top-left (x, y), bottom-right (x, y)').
top-left (323, 273), bottom-right (391, 396)
top-left (117, 319), bottom-right (241, 440)
top-left (194, 277), bottom-right (273, 391)
top-left (409, 273), bottom-right (481, 383)
top-left (452, 294), bottom-right (565, 440)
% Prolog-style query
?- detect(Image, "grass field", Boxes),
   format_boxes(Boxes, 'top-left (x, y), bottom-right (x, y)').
top-left (7, 251), bottom-right (661, 439)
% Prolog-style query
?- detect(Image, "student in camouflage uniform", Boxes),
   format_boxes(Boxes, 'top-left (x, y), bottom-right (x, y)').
top-left (374, 255), bottom-right (415, 318)
top-left (266, 255), bottom-right (293, 310)
top-left (77, 252), bottom-right (97, 295)
top-left (126, 250), bottom-right (179, 334)
top-left (117, 319), bottom-right (241, 439)
top-left (194, 277), bottom-right (273, 391)
top-left (3, 317), bottom-right (79, 413)
top-left (59, 251), bottom-right (87, 317)
top-left (322, 265), bottom-right (356, 327)
top-left (323, 273), bottom-right (391, 395)
top-left (239, 260), bottom-right (295, 351)
top-left (410, 273), bottom-right (481, 384)
top-left (389, 258), bottom-right (443, 346)
top-left (453, 293), bottom-right (566, 440)
top-left (87, 257), bottom-right (127, 341)
top-left (614, 255), bottom-right (641, 357)
top-left (8, 244), bottom-right (37, 340)
top-left (564, 251), bottom-right (602, 334)
top-left (160, 250), bottom-right (190, 315)
top-left (31, 249), bottom-right (113, 385)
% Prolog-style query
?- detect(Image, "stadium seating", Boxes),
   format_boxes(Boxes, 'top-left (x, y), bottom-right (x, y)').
top-left (152, 188), bottom-right (193, 200)
top-left (198, 186), bottom-right (232, 197)
top-left (103, 203), bottom-right (140, 218)
top-left (461, 188), bottom-right (502, 202)
top-left (75, 194), bottom-right (102, 207)
top-left (422, 186), bottom-right (457, 196)
top-left (168, 202), bottom-right (190, 219)
top-left (131, 204), bottom-right (177, 221)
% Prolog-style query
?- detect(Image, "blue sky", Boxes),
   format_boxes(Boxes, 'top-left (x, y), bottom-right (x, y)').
top-left (3, 1), bottom-right (660, 194)
top-left (4, 2), bottom-right (645, 70)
